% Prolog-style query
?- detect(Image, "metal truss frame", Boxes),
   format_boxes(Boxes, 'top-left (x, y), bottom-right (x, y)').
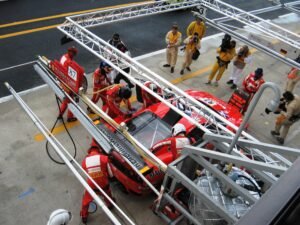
top-left (5, 83), bottom-right (135, 225)
top-left (154, 144), bottom-right (300, 225)
top-left (201, 0), bottom-right (300, 49)
top-left (45, 1), bottom-right (300, 223)
top-left (197, 0), bottom-right (300, 70)
top-left (57, 0), bottom-right (297, 173)
top-left (66, 0), bottom-right (201, 28)
top-left (276, 0), bottom-right (300, 14)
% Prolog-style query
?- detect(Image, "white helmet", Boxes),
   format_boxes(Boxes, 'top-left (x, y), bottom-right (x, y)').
top-left (172, 123), bottom-right (186, 136)
top-left (149, 83), bottom-right (158, 92)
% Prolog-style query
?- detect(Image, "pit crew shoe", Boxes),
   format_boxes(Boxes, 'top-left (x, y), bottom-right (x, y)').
top-left (81, 217), bottom-right (87, 224)
top-left (276, 137), bottom-right (284, 144)
top-left (87, 107), bottom-right (95, 114)
top-left (271, 130), bottom-right (280, 136)
top-left (163, 64), bottom-right (170, 67)
top-left (186, 66), bottom-right (191, 72)
top-left (205, 81), bottom-right (211, 85)
top-left (180, 69), bottom-right (184, 75)
top-left (227, 80), bottom-right (233, 84)
top-left (67, 117), bottom-right (77, 122)
top-left (231, 84), bottom-right (237, 89)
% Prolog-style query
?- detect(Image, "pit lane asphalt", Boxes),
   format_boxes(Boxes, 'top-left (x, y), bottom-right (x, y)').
top-left (0, 0), bottom-right (295, 98)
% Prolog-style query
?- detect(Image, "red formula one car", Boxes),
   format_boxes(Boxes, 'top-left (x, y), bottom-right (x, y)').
top-left (96, 90), bottom-right (244, 195)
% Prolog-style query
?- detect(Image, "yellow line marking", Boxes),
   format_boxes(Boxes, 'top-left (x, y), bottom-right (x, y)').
top-left (34, 114), bottom-right (99, 142)
top-left (33, 65), bottom-right (213, 142)
top-left (172, 65), bottom-right (212, 84)
top-left (0, 1), bottom-right (152, 39)
top-left (0, 1), bottom-right (152, 29)
top-left (0, 24), bottom-right (60, 39)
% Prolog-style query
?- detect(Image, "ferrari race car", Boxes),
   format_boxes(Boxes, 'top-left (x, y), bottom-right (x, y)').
top-left (96, 89), bottom-right (245, 195)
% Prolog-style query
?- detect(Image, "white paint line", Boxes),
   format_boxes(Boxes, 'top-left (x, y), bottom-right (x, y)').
top-left (134, 49), bottom-right (165, 61)
top-left (278, 12), bottom-right (296, 18)
top-left (0, 84), bottom-right (48, 104)
top-left (0, 60), bottom-right (36, 72)
top-left (134, 32), bottom-right (225, 61)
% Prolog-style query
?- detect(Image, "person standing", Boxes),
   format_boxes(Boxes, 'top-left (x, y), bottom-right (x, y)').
top-left (80, 144), bottom-right (114, 224)
top-left (163, 24), bottom-right (182, 73)
top-left (60, 46), bottom-right (78, 67)
top-left (206, 40), bottom-right (236, 86)
top-left (180, 32), bottom-right (201, 75)
top-left (58, 47), bottom-right (79, 122)
top-left (242, 68), bottom-right (265, 113)
top-left (186, 16), bottom-right (206, 41)
top-left (285, 57), bottom-right (300, 92)
top-left (113, 42), bottom-right (135, 88)
top-left (87, 62), bottom-right (112, 114)
top-left (271, 91), bottom-right (300, 144)
top-left (108, 33), bottom-right (122, 47)
top-left (227, 45), bottom-right (252, 89)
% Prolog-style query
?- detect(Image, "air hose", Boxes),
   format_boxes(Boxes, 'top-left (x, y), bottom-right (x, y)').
top-left (237, 174), bottom-right (262, 197)
top-left (45, 95), bottom-right (77, 165)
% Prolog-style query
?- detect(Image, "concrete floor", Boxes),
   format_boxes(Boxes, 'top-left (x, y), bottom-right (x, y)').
top-left (0, 13), bottom-right (299, 225)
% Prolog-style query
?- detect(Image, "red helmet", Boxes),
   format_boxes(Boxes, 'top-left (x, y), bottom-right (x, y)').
top-left (68, 46), bottom-right (78, 55)
top-left (88, 140), bottom-right (100, 154)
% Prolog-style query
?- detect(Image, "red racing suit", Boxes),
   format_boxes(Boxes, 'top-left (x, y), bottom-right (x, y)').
top-left (58, 95), bottom-right (75, 120)
top-left (80, 149), bottom-right (113, 219)
top-left (151, 135), bottom-right (191, 163)
top-left (60, 53), bottom-right (73, 67)
top-left (141, 81), bottom-right (162, 108)
top-left (91, 68), bottom-right (111, 105)
top-left (58, 53), bottom-right (75, 120)
top-left (242, 72), bottom-right (265, 94)
top-left (102, 85), bottom-right (133, 118)
top-left (242, 72), bottom-right (265, 113)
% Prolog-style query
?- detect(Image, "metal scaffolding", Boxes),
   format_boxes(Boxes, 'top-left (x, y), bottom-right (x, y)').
top-left (17, 0), bottom-right (300, 224)
top-left (56, 1), bottom-right (300, 175)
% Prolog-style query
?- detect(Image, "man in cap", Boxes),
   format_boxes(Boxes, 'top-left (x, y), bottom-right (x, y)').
top-left (108, 34), bottom-right (135, 88)
top-left (58, 46), bottom-right (79, 122)
top-left (163, 23), bottom-right (182, 73)
top-left (108, 33), bottom-right (122, 47)
top-left (270, 91), bottom-right (300, 144)
top-left (186, 16), bottom-right (206, 40)
top-left (60, 46), bottom-right (78, 68)
top-left (87, 62), bottom-right (113, 114)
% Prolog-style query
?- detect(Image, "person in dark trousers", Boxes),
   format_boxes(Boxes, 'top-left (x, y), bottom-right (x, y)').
top-left (108, 33), bottom-right (134, 88)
